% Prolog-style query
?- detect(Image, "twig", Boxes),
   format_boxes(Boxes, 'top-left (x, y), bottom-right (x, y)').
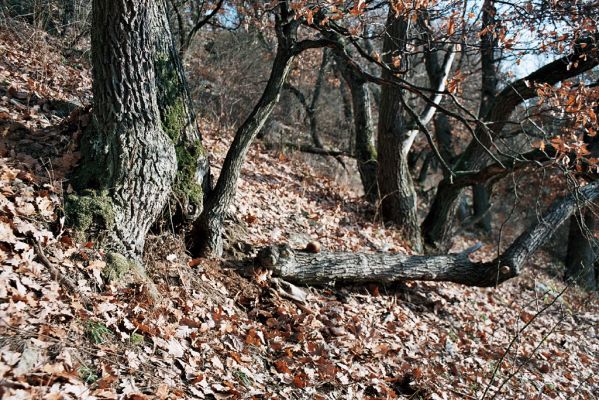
top-left (31, 238), bottom-right (92, 306)
top-left (480, 284), bottom-right (568, 400)
top-left (491, 313), bottom-right (565, 399)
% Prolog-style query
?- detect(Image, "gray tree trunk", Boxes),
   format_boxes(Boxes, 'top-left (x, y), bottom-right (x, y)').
top-left (283, 49), bottom-right (328, 151)
top-left (61, 0), bottom-right (75, 36)
top-left (471, 0), bottom-right (498, 233)
top-left (191, 14), bottom-right (301, 257)
top-left (308, 49), bottom-right (329, 149)
top-left (333, 49), bottom-right (377, 202)
top-left (565, 210), bottom-right (597, 290)
top-left (422, 35), bottom-right (599, 248)
top-left (152, 1), bottom-right (210, 224)
top-left (70, 0), bottom-right (178, 258)
top-left (376, 11), bottom-right (423, 252)
top-left (422, 25), bottom-right (454, 175)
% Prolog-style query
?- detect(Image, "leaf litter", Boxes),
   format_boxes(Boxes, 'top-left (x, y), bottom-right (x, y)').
top-left (0, 23), bottom-right (598, 400)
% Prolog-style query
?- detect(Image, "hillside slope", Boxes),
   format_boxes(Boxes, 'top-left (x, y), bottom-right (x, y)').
top-left (1, 25), bottom-right (598, 399)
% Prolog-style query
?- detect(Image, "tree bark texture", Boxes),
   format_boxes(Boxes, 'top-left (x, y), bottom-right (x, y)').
top-left (151, 1), bottom-right (210, 222)
top-left (422, 36), bottom-right (599, 247)
top-left (564, 210), bottom-right (597, 290)
top-left (261, 181), bottom-right (599, 287)
top-left (376, 11), bottom-right (422, 252)
top-left (471, 0), bottom-right (498, 233)
top-left (73, 0), bottom-right (177, 256)
top-left (333, 48), bottom-right (377, 202)
top-left (308, 49), bottom-right (329, 149)
top-left (191, 18), bottom-right (299, 256)
top-left (424, 44), bottom-right (454, 179)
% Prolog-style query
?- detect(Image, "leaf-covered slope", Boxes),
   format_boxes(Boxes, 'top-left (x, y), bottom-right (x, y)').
top-left (1, 25), bottom-right (598, 399)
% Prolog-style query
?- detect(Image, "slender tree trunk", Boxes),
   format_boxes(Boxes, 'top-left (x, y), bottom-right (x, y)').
top-left (283, 49), bottom-right (328, 150)
top-left (260, 181), bottom-right (599, 287)
top-left (471, 0), bottom-right (498, 233)
top-left (423, 40), bottom-right (454, 181)
top-left (70, 0), bottom-right (178, 258)
top-left (565, 210), bottom-right (597, 290)
top-left (61, 0), bottom-right (75, 36)
top-left (376, 12), bottom-right (423, 252)
top-left (333, 50), bottom-right (377, 202)
top-left (337, 77), bottom-right (354, 152)
top-left (472, 185), bottom-right (492, 231)
top-left (307, 49), bottom-right (329, 149)
top-left (191, 20), bottom-right (298, 256)
top-left (418, 152), bottom-right (432, 184)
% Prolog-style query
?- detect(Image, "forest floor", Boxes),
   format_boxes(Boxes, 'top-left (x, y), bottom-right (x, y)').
top-left (1, 25), bottom-right (598, 400)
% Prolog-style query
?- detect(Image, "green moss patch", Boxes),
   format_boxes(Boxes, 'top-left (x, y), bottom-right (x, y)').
top-left (163, 99), bottom-right (186, 142)
top-left (102, 252), bottom-right (138, 282)
top-left (64, 190), bottom-right (115, 242)
top-left (154, 53), bottom-right (207, 214)
top-left (174, 141), bottom-right (205, 207)
top-left (85, 321), bottom-right (113, 345)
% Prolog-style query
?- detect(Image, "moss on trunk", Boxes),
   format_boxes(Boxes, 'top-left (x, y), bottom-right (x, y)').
top-left (174, 141), bottom-right (205, 208)
top-left (154, 54), bottom-right (207, 220)
top-left (64, 190), bottom-right (115, 243)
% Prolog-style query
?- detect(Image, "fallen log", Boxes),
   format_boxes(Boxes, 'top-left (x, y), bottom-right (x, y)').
top-left (257, 180), bottom-right (599, 287)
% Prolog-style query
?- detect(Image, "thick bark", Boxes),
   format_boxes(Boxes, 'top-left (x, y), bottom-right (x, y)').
top-left (423, 35), bottom-right (599, 247)
top-left (375, 12), bottom-right (456, 252)
top-left (333, 49), bottom-right (377, 202)
top-left (376, 12), bottom-right (422, 252)
top-left (261, 181), bottom-right (599, 287)
top-left (72, 0), bottom-right (177, 257)
top-left (564, 210), bottom-right (597, 290)
top-left (152, 0), bottom-right (210, 223)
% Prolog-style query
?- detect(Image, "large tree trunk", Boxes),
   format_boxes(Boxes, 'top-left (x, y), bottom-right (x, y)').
top-left (376, 12), bottom-right (423, 252)
top-left (333, 49), bottom-right (377, 202)
top-left (261, 181), bottom-right (599, 287)
top-left (422, 35), bottom-right (599, 248)
top-left (564, 210), bottom-right (597, 290)
top-left (69, 0), bottom-right (178, 258)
